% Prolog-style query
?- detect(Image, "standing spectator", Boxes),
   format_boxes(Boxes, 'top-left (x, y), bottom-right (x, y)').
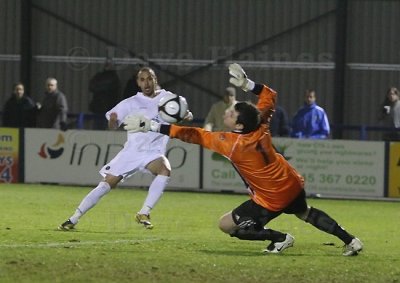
top-left (291, 89), bottom-right (330, 139)
top-left (270, 104), bottom-right (290, 137)
top-left (36, 78), bottom-right (68, 130)
top-left (204, 87), bottom-right (237, 131)
top-left (89, 59), bottom-right (121, 129)
top-left (378, 87), bottom-right (400, 141)
top-left (2, 82), bottom-right (37, 128)
top-left (122, 72), bottom-right (140, 99)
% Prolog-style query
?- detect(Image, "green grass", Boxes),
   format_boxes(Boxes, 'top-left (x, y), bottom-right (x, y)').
top-left (0, 184), bottom-right (399, 283)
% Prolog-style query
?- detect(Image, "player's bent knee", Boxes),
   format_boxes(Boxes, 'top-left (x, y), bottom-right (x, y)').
top-left (218, 212), bottom-right (236, 234)
top-left (147, 157), bottom-right (171, 176)
top-left (104, 175), bottom-right (122, 189)
top-left (158, 167), bottom-right (171, 177)
top-left (218, 221), bottom-right (231, 234)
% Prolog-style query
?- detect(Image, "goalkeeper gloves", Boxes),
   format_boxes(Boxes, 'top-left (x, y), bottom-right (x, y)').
top-left (123, 115), bottom-right (160, 133)
top-left (228, 63), bottom-right (255, 92)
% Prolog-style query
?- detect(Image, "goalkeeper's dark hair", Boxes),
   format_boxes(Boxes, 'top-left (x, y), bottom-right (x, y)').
top-left (234, 101), bottom-right (261, 134)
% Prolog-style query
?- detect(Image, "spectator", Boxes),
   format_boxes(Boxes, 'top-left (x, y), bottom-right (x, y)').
top-left (291, 89), bottom-right (330, 139)
top-left (36, 77), bottom-right (68, 130)
top-left (2, 82), bottom-right (37, 128)
top-left (204, 87), bottom-right (237, 131)
top-left (378, 87), bottom-right (400, 141)
top-left (122, 73), bottom-right (140, 99)
top-left (270, 104), bottom-right (290, 137)
top-left (89, 59), bottom-right (121, 129)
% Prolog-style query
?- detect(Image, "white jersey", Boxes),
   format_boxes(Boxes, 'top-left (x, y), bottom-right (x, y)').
top-left (100, 89), bottom-right (173, 179)
top-left (106, 89), bottom-right (171, 153)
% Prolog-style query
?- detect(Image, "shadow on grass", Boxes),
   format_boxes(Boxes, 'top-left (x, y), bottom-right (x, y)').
top-left (199, 248), bottom-right (338, 258)
top-left (47, 228), bottom-right (135, 235)
top-left (199, 249), bottom-right (263, 257)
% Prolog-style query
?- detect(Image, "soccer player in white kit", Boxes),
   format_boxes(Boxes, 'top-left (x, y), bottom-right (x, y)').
top-left (59, 67), bottom-right (190, 230)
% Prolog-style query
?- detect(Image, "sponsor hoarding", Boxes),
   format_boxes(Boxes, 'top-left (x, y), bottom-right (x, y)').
top-left (24, 129), bottom-right (200, 189)
top-left (203, 138), bottom-right (385, 198)
top-left (388, 142), bottom-right (400, 197)
top-left (0, 128), bottom-right (19, 183)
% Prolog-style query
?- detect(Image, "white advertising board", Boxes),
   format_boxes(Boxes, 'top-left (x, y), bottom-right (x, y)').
top-left (202, 138), bottom-right (385, 197)
top-left (24, 129), bottom-right (200, 189)
top-left (272, 138), bottom-right (385, 197)
top-left (24, 129), bottom-right (386, 198)
top-left (202, 150), bottom-right (247, 193)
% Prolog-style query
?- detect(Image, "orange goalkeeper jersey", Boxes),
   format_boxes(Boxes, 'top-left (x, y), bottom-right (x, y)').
top-left (169, 85), bottom-right (304, 211)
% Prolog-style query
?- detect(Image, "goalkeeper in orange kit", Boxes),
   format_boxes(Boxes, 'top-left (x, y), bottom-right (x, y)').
top-left (123, 63), bottom-right (363, 256)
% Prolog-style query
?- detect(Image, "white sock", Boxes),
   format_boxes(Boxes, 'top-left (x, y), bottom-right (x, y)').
top-left (139, 175), bottom-right (170, 215)
top-left (69, 182), bottom-right (111, 224)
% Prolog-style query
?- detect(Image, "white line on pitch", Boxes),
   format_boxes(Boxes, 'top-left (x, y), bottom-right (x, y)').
top-left (0, 238), bottom-right (160, 248)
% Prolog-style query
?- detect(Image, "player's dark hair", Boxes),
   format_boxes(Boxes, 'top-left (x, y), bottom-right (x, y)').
top-left (234, 101), bottom-right (261, 133)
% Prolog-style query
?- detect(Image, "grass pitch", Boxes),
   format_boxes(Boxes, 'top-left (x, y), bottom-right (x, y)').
top-left (0, 184), bottom-right (399, 283)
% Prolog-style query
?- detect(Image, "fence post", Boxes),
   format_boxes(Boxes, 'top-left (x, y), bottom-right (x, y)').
top-left (360, 125), bottom-right (367, 140)
top-left (77, 112), bottom-right (85, 129)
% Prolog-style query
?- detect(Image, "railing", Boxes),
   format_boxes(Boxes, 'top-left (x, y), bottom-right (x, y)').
top-left (66, 113), bottom-right (205, 130)
top-left (1, 111), bottom-right (399, 141)
top-left (69, 113), bottom-right (399, 141)
top-left (331, 124), bottom-right (400, 141)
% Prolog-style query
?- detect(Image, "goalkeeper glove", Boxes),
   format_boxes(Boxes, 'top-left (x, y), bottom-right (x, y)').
top-left (228, 63), bottom-right (255, 92)
top-left (123, 115), bottom-right (160, 133)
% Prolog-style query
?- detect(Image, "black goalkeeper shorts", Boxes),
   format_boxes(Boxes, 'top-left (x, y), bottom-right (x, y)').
top-left (232, 190), bottom-right (308, 227)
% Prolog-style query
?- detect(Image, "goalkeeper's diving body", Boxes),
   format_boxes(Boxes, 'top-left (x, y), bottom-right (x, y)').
top-left (124, 63), bottom-right (363, 256)
top-left (58, 67), bottom-right (192, 230)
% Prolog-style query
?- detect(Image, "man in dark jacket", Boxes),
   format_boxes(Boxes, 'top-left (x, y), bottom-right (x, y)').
top-left (270, 105), bottom-right (290, 137)
top-left (89, 59), bottom-right (121, 129)
top-left (36, 77), bottom-right (68, 130)
top-left (3, 82), bottom-right (37, 128)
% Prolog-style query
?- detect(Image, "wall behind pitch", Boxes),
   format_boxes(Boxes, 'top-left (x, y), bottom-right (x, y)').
top-left (1, 0), bottom-right (400, 140)
top-left (4, 0), bottom-right (339, 125)
top-left (344, 0), bottom-right (400, 140)
top-left (0, 0), bottom-right (21, 104)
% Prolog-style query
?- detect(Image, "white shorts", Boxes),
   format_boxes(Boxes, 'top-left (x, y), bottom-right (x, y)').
top-left (99, 144), bottom-right (165, 181)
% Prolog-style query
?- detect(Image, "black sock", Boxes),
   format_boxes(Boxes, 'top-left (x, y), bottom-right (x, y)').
top-left (305, 207), bottom-right (353, 244)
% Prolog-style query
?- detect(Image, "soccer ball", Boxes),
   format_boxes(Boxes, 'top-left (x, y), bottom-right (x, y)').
top-left (158, 92), bottom-right (188, 123)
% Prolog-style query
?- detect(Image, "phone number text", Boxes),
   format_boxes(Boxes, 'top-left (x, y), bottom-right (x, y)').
top-left (303, 173), bottom-right (376, 186)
